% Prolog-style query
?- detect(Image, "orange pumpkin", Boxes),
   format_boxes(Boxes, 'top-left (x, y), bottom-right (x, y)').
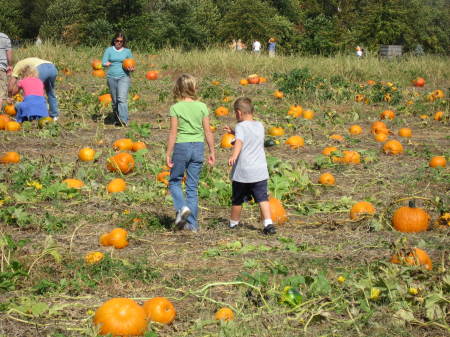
top-left (367, 80), bottom-right (376, 85)
top-left (392, 201), bottom-right (430, 233)
top-left (99, 233), bottom-right (111, 246)
top-left (348, 125), bottom-right (362, 135)
top-left (78, 147), bottom-right (96, 162)
top-left (98, 94), bottom-right (112, 106)
top-left (84, 251), bottom-right (104, 265)
top-left (431, 89), bottom-right (445, 99)
top-left (287, 105), bottom-right (303, 118)
top-left (107, 178), bottom-right (127, 193)
top-left (4, 104), bottom-right (16, 116)
top-left (145, 70), bottom-right (159, 80)
top-left (239, 79), bottom-right (248, 86)
top-left (398, 128), bottom-right (412, 138)
top-left (285, 136), bottom-right (304, 149)
top-left (247, 74), bottom-right (260, 84)
top-left (107, 153), bottom-right (135, 174)
top-left (429, 156), bottom-right (446, 168)
top-left (302, 109), bottom-right (314, 120)
top-left (143, 297), bottom-right (176, 324)
top-left (322, 146), bottom-right (338, 156)
top-left (122, 58), bottom-right (136, 70)
top-left (383, 140), bottom-right (403, 155)
top-left (259, 76), bottom-right (267, 83)
top-left (5, 121), bottom-right (21, 131)
top-left (0, 151), bottom-right (20, 164)
top-left (0, 114), bottom-right (11, 129)
top-left (318, 172), bottom-right (335, 186)
top-left (62, 178), bottom-right (84, 189)
top-left (93, 298), bottom-right (147, 336)
top-left (434, 111), bottom-right (444, 121)
top-left (214, 307), bottom-right (234, 321)
top-left (157, 171), bottom-right (170, 186)
top-left (215, 106), bottom-right (229, 117)
top-left (268, 127), bottom-right (285, 136)
top-left (92, 69), bottom-right (106, 78)
top-left (273, 90), bottom-right (284, 99)
top-left (380, 110), bottom-right (395, 120)
top-left (269, 197), bottom-right (287, 224)
top-left (391, 248), bottom-right (432, 270)
top-left (355, 94), bottom-right (365, 102)
top-left (113, 138), bottom-right (133, 151)
top-left (108, 228), bottom-right (129, 249)
top-left (132, 141), bottom-right (147, 152)
top-left (329, 134), bottom-right (344, 142)
top-left (220, 133), bottom-right (235, 148)
top-left (350, 201), bottom-right (376, 219)
top-left (132, 94), bottom-right (140, 101)
top-left (371, 121), bottom-right (389, 135)
top-left (91, 59), bottom-right (103, 70)
top-left (373, 132), bottom-right (388, 142)
top-left (332, 150), bottom-right (360, 164)
top-left (412, 77), bottom-right (425, 87)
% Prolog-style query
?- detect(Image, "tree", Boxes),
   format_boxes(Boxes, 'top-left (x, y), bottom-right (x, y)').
top-left (0, 0), bottom-right (23, 40)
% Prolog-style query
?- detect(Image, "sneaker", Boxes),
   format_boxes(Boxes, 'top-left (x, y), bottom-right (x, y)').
top-left (175, 206), bottom-right (191, 230)
top-left (229, 222), bottom-right (241, 229)
top-left (52, 116), bottom-right (58, 121)
top-left (263, 224), bottom-right (276, 235)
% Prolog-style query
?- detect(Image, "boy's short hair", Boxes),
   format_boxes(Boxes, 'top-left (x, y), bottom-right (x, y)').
top-left (234, 97), bottom-right (254, 114)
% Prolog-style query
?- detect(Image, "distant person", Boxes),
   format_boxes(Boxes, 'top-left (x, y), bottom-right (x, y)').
top-left (229, 39), bottom-right (237, 50)
top-left (224, 97), bottom-right (275, 235)
top-left (35, 36), bottom-right (42, 46)
top-left (9, 65), bottom-right (48, 122)
top-left (356, 46), bottom-right (363, 57)
top-left (252, 40), bottom-right (261, 54)
top-left (166, 74), bottom-right (215, 232)
top-left (268, 38), bottom-right (276, 57)
top-left (9, 57), bottom-right (59, 120)
top-left (236, 39), bottom-right (246, 51)
top-left (0, 32), bottom-right (12, 109)
top-left (102, 32), bottom-right (134, 127)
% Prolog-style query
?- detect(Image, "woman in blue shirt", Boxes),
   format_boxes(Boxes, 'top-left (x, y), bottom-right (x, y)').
top-left (102, 32), bottom-right (134, 126)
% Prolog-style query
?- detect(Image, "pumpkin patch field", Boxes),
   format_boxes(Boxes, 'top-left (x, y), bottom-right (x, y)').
top-left (0, 44), bottom-right (449, 337)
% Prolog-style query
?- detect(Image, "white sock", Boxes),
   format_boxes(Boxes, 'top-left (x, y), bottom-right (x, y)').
top-left (264, 219), bottom-right (273, 227)
top-left (229, 219), bottom-right (239, 228)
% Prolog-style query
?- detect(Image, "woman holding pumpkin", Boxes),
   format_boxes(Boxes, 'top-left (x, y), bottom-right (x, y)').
top-left (102, 32), bottom-right (134, 126)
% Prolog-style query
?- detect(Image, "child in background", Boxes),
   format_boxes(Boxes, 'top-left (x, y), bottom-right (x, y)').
top-left (166, 74), bottom-right (216, 232)
top-left (11, 65), bottom-right (48, 122)
top-left (224, 97), bottom-right (275, 235)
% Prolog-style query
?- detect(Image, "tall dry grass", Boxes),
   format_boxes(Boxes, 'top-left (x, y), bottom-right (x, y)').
top-left (14, 42), bottom-right (450, 87)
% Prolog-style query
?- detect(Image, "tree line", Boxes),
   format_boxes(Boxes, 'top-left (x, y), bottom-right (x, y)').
top-left (1, 0), bottom-right (449, 55)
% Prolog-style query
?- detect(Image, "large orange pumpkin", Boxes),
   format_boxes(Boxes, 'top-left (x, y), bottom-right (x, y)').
top-left (113, 138), bottom-right (133, 151)
top-left (5, 121), bottom-right (21, 131)
top-left (429, 156), bottom-right (446, 168)
top-left (220, 133), bottom-right (235, 148)
top-left (392, 201), bottom-right (430, 233)
top-left (143, 297), bottom-right (176, 324)
top-left (383, 140), bottom-right (403, 155)
top-left (78, 147), bottom-right (96, 162)
top-left (391, 247), bottom-right (432, 270)
top-left (269, 197), bottom-right (287, 224)
top-left (0, 114), bottom-right (11, 129)
top-left (107, 178), bottom-right (127, 193)
top-left (108, 228), bottom-right (129, 249)
top-left (93, 298), bottom-right (147, 336)
top-left (285, 136), bottom-right (304, 149)
top-left (122, 58), bottom-right (136, 70)
top-left (107, 153), bottom-right (135, 174)
top-left (350, 201), bottom-right (376, 219)
top-left (145, 70), bottom-right (159, 80)
top-left (0, 151), bottom-right (20, 164)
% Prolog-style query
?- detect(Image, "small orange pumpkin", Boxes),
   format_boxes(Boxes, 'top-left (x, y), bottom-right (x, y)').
top-left (63, 178), bottom-right (84, 189)
top-left (398, 128), bottom-right (412, 138)
top-left (108, 228), bottom-right (129, 249)
top-left (107, 152), bottom-right (135, 174)
top-left (285, 136), bottom-right (304, 149)
top-left (287, 105), bottom-right (302, 118)
top-left (348, 125), bottom-right (362, 135)
top-left (429, 156), bottom-right (446, 168)
top-left (268, 127), bottom-right (285, 136)
top-left (355, 94), bottom-right (365, 102)
top-left (85, 251), bottom-right (104, 265)
top-left (215, 106), bottom-right (229, 117)
top-left (145, 70), bottom-right (159, 80)
top-left (383, 140), bottom-right (403, 155)
top-left (157, 171), bottom-right (170, 186)
top-left (434, 111), bottom-right (444, 121)
top-left (131, 141), bottom-right (147, 152)
top-left (220, 133), bottom-right (235, 148)
top-left (0, 114), bottom-right (11, 129)
top-left (98, 94), bottom-right (112, 106)
top-left (92, 69), bottom-right (106, 78)
top-left (247, 74), bottom-right (260, 84)
top-left (391, 248), bottom-right (432, 270)
top-left (392, 201), bottom-right (430, 233)
top-left (332, 150), bottom-right (360, 164)
top-left (107, 178), bottom-right (127, 193)
top-left (0, 151), bottom-right (20, 164)
top-left (302, 109), bottom-right (314, 120)
top-left (122, 58), bottom-right (136, 70)
top-left (371, 121), bottom-right (389, 135)
top-left (380, 110), bottom-right (395, 120)
top-left (78, 147), bottom-right (96, 162)
top-left (239, 79), bottom-right (249, 86)
top-left (350, 201), bottom-right (376, 219)
top-left (5, 121), bottom-right (21, 131)
top-left (373, 132), bottom-right (388, 142)
top-left (4, 104), bottom-right (16, 116)
top-left (412, 77), bottom-right (425, 87)
top-left (99, 233), bottom-right (111, 246)
top-left (93, 298), bottom-right (147, 336)
top-left (318, 172), bottom-right (335, 186)
top-left (91, 59), bottom-right (103, 70)
top-left (329, 134), bottom-right (344, 142)
top-left (322, 146), bottom-right (338, 156)
top-left (214, 307), bottom-right (234, 321)
top-left (113, 138), bottom-right (133, 151)
top-left (269, 197), bottom-right (287, 224)
top-left (143, 297), bottom-right (176, 324)
top-left (273, 90), bottom-right (284, 99)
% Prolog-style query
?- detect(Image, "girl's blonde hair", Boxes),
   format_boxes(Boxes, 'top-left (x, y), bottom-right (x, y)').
top-left (19, 65), bottom-right (38, 79)
top-left (173, 74), bottom-right (197, 100)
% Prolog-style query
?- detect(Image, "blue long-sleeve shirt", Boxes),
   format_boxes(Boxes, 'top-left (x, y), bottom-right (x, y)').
top-left (102, 46), bottom-right (133, 78)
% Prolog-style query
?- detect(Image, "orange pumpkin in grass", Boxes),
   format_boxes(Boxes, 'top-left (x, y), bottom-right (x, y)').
top-left (434, 111), bottom-right (444, 121)
top-left (98, 94), bottom-right (112, 106)
top-left (429, 156), bottom-right (446, 168)
top-left (247, 74), bottom-right (260, 84)
top-left (329, 134), bottom-right (344, 142)
top-left (332, 150), bottom-right (360, 164)
top-left (92, 69), bottom-right (106, 78)
top-left (373, 132), bottom-right (388, 142)
top-left (239, 79), bottom-right (249, 86)
top-left (99, 233), bottom-right (111, 246)
top-left (0, 114), bottom-right (11, 129)
top-left (269, 197), bottom-right (287, 224)
top-left (412, 77), bottom-right (425, 87)
top-left (94, 298), bottom-right (147, 336)
top-left (145, 70), bottom-right (159, 80)
top-left (108, 228), bottom-right (129, 249)
top-left (273, 90), bottom-right (284, 99)
top-left (214, 307), bottom-right (234, 321)
top-left (371, 121), bottom-right (389, 135)
top-left (383, 140), bottom-right (403, 155)
top-left (78, 147), bottom-right (96, 162)
top-left (215, 106), bottom-right (229, 117)
top-left (132, 141), bottom-right (147, 152)
top-left (0, 151), bottom-right (20, 164)
top-left (220, 133), bottom-right (235, 148)
top-left (107, 153), bottom-right (135, 174)
top-left (391, 248), bottom-right (432, 270)
top-left (157, 171), bottom-right (170, 186)
top-left (350, 201), bottom-right (376, 219)
top-left (4, 104), bottom-right (16, 116)
top-left (288, 105), bottom-right (303, 118)
top-left (302, 109), bottom-right (314, 120)
top-left (143, 297), bottom-right (176, 324)
top-left (107, 178), bottom-right (127, 193)
top-left (392, 201), bottom-right (430, 233)
top-left (268, 127), bottom-right (285, 136)
top-left (259, 76), bottom-right (267, 83)
top-left (285, 136), bottom-right (304, 149)
top-left (398, 128), bottom-right (412, 138)
top-left (5, 121), bottom-right (21, 131)
top-left (122, 58), bottom-right (136, 70)
top-left (348, 125), bottom-right (362, 135)
top-left (91, 59), bottom-right (103, 70)
top-left (318, 172), bottom-right (335, 186)
top-left (63, 178), bottom-right (84, 189)
top-left (322, 146), bottom-right (338, 156)
top-left (380, 110), bottom-right (395, 120)
top-left (113, 138), bottom-right (133, 151)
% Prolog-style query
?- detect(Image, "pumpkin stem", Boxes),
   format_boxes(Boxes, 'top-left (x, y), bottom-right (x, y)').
top-left (408, 200), bottom-right (415, 208)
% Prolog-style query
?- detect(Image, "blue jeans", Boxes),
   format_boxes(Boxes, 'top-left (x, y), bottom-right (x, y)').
top-left (169, 142), bottom-right (204, 230)
top-left (107, 76), bottom-right (130, 124)
top-left (37, 63), bottom-right (59, 118)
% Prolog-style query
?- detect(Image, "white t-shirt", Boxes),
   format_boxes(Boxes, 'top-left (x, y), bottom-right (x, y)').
top-left (253, 41), bottom-right (261, 52)
top-left (231, 120), bottom-right (269, 183)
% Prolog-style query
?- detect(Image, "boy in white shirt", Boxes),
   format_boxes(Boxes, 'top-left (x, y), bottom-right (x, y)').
top-left (224, 97), bottom-right (275, 235)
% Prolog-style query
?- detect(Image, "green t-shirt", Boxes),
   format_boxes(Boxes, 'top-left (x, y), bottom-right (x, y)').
top-left (169, 101), bottom-right (209, 143)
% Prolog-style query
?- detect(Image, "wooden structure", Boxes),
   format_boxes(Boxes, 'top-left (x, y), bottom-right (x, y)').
top-left (379, 45), bottom-right (403, 58)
